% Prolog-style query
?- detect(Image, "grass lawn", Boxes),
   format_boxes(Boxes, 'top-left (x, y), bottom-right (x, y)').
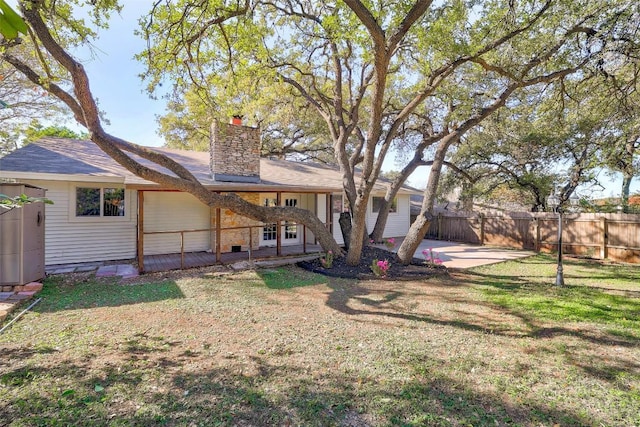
top-left (1, 255), bottom-right (638, 426)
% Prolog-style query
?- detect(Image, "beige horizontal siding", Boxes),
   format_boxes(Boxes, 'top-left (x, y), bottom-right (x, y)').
top-left (366, 194), bottom-right (411, 239)
top-left (143, 191), bottom-right (211, 255)
top-left (26, 180), bottom-right (137, 265)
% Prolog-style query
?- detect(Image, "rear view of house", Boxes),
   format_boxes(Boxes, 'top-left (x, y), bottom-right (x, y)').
top-left (0, 120), bottom-right (417, 272)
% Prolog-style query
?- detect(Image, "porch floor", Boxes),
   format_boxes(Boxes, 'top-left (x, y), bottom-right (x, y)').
top-left (142, 244), bottom-right (323, 273)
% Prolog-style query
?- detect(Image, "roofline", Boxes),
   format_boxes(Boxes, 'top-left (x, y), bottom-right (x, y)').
top-left (1, 171), bottom-right (421, 195)
top-left (0, 171), bottom-right (125, 184)
top-left (129, 183), bottom-right (340, 193)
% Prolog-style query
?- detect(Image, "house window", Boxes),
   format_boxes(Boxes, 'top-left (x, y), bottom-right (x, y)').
top-left (263, 198), bottom-right (278, 241)
top-left (263, 224), bottom-right (277, 241)
top-left (372, 196), bottom-right (397, 213)
top-left (76, 187), bottom-right (125, 217)
top-left (284, 198), bottom-right (298, 239)
top-left (264, 198), bottom-right (278, 207)
top-left (285, 198), bottom-right (297, 208)
top-left (332, 194), bottom-right (343, 214)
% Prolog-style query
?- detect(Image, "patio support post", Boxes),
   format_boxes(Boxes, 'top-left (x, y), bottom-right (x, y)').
top-left (326, 193), bottom-right (331, 234)
top-left (303, 225), bottom-right (307, 253)
top-left (180, 231), bottom-right (185, 269)
top-left (137, 190), bottom-right (145, 273)
top-left (276, 192), bottom-right (282, 256)
top-left (216, 199), bottom-right (221, 263)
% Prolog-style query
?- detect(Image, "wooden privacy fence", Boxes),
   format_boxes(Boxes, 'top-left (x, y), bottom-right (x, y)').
top-left (425, 212), bottom-right (640, 264)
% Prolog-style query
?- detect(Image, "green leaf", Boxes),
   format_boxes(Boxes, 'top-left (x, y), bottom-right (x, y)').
top-left (94, 384), bottom-right (104, 393)
top-left (0, 0), bottom-right (28, 35)
top-left (0, 12), bottom-right (19, 39)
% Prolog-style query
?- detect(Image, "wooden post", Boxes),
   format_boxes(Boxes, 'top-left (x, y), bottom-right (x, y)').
top-left (180, 231), bottom-right (185, 269)
top-left (276, 192), bottom-right (282, 256)
top-left (216, 207), bottom-right (221, 263)
top-left (600, 216), bottom-right (608, 259)
top-left (210, 206), bottom-right (215, 259)
top-left (303, 225), bottom-right (307, 253)
top-left (479, 213), bottom-right (485, 245)
top-left (326, 193), bottom-right (331, 234)
top-left (137, 190), bottom-right (145, 272)
top-left (437, 213), bottom-right (443, 240)
top-left (535, 217), bottom-right (541, 252)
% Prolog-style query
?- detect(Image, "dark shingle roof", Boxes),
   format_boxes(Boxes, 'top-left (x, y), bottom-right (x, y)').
top-left (0, 138), bottom-right (419, 194)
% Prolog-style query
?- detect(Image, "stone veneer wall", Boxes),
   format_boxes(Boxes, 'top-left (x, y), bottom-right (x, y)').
top-left (210, 120), bottom-right (261, 183)
top-left (219, 193), bottom-right (261, 253)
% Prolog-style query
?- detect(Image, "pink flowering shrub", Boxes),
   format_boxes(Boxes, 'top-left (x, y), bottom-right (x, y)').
top-left (371, 258), bottom-right (391, 277)
top-left (320, 250), bottom-right (334, 268)
top-left (422, 248), bottom-right (443, 266)
top-left (384, 237), bottom-right (396, 250)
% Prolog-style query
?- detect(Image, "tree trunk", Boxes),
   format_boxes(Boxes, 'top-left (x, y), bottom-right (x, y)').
top-left (338, 212), bottom-right (352, 249)
top-left (346, 195), bottom-right (369, 265)
top-left (621, 172), bottom-right (632, 213)
top-left (397, 136), bottom-right (453, 264)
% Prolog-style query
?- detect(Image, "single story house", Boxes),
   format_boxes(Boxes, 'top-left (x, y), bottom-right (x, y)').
top-left (0, 121), bottom-right (419, 271)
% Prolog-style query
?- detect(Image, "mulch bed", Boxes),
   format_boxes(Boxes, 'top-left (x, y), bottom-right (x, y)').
top-left (297, 246), bottom-right (448, 280)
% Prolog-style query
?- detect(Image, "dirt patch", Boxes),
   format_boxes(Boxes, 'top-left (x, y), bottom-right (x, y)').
top-left (298, 245), bottom-right (448, 280)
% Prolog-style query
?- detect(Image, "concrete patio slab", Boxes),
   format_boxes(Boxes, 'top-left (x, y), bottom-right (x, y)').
top-left (96, 264), bottom-right (139, 279)
top-left (415, 239), bottom-right (535, 269)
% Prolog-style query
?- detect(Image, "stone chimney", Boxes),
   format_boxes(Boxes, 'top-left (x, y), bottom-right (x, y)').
top-left (209, 119), bottom-right (260, 183)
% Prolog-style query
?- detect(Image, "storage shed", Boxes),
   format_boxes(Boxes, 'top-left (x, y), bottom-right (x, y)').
top-left (0, 183), bottom-right (46, 288)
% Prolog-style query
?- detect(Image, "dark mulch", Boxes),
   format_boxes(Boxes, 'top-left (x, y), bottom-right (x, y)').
top-left (297, 246), bottom-right (448, 280)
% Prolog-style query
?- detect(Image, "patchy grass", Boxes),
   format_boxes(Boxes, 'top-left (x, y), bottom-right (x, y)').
top-left (1, 262), bottom-right (638, 426)
top-left (257, 267), bottom-right (328, 289)
top-left (467, 254), bottom-right (640, 340)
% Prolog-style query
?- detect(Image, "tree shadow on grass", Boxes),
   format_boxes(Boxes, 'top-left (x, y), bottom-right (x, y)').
top-left (0, 352), bottom-right (609, 427)
top-left (324, 274), bottom-right (640, 350)
top-left (322, 276), bottom-right (640, 398)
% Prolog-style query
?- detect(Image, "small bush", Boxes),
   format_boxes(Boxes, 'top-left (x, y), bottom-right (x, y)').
top-left (371, 258), bottom-right (391, 277)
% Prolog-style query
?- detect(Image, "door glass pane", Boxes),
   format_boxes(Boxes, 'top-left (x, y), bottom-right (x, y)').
top-left (284, 221), bottom-right (297, 239)
top-left (263, 224), bottom-right (277, 241)
top-left (284, 198), bottom-right (298, 239)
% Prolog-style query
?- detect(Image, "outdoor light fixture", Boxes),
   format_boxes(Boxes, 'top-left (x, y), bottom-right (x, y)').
top-left (546, 192), bottom-right (579, 286)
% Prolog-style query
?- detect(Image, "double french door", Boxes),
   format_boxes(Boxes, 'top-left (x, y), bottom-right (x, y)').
top-left (259, 195), bottom-right (300, 246)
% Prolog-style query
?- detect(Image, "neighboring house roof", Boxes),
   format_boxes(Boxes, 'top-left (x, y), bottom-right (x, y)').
top-left (0, 138), bottom-right (420, 195)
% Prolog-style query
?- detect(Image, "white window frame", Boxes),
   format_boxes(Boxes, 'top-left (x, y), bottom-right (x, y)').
top-left (372, 196), bottom-right (398, 214)
top-left (70, 185), bottom-right (130, 222)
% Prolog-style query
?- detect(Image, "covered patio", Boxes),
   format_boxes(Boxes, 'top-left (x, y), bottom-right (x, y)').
top-left (142, 243), bottom-right (323, 273)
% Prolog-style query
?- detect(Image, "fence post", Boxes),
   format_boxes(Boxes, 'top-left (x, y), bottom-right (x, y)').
top-left (600, 216), bottom-right (608, 259)
top-left (437, 213), bottom-right (443, 240)
top-left (535, 217), bottom-right (541, 252)
top-left (479, 213), bottom-right (485, 245)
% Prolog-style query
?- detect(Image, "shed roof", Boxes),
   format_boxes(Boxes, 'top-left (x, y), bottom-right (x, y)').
top-left (0, 138), bottom-right (420, 195)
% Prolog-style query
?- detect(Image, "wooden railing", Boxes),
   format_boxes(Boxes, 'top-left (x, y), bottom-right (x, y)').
top-left (141, 223), bottom-right (310, 270)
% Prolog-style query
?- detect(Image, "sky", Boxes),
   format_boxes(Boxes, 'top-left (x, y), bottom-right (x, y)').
top-left (23, 1), bottom-right (638, 198)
